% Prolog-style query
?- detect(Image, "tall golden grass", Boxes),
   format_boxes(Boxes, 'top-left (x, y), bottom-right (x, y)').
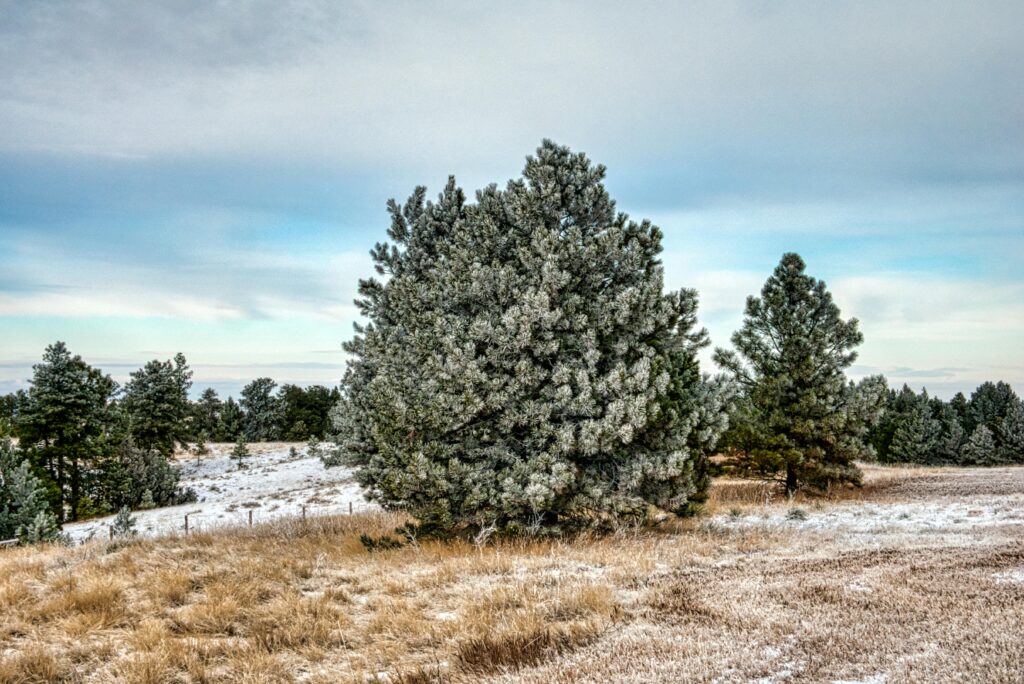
top-left (1, 465), bottom-right (1022, 683)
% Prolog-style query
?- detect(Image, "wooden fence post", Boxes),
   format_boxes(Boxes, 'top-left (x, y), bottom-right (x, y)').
top-left (248, 510), bottom-right (253, 527)
top-left (109, 525), bottom-right (113, 540)
top-left (301, 505), bottom-right (306, 521)
top-left (184, 514), bottom-right (189, 535)
top-left (349, 501), bottom-right (353, 515)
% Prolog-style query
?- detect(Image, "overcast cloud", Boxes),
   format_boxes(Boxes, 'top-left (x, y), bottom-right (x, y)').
top-left (1, 1), bottom-right (1021, 397)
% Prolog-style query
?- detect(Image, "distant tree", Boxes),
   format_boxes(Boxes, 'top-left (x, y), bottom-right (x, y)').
top-left (888, 398), bottom-right (941, 464)
top-left (961, 424), bottom-right (999, 465)
top-left (715, 253), bottom-right (885, 494)
top-left (967, 381), bottom-right (1018, 434)
top-left (193, 388), bottom-right (222, 440)
top-left (123, 353), bottom-right (193, 455)
top-left (279, 384), bottom-right (340, 440)
top-left (219, 397), bottom-right (244, 441)
top-left (17, 342), bottom-right (116, 520)
top-left (869, 385), bottom-right (922, 462)
top-left (231, 438), bottom-right (251, 470)
top-left (998, 401), bottom-right (1024, 463)
top-left (0, 439), bottom-right (62, 543)
top-left (193, 432), bottom-right (210, 466)
top-left (241, 378), bottom-right (281, 441)
top-left (330, 141), bottom-right (730, 536)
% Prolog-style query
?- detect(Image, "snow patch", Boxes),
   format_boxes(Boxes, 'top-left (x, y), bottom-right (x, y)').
top-left (63, 444), bottom-right (374, 543)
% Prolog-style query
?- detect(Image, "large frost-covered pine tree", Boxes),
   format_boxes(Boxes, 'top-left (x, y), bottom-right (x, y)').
top-left (328, 141), bottom-right (730, 536)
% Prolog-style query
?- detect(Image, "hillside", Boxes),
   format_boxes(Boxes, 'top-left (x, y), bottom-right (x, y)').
top-left (1, 464), bottom-right (1022, 683)
top-left (62, 443), bottom-right (372, 543)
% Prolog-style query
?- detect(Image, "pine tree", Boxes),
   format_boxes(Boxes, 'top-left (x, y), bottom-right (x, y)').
top-left (241, 378), bottom-right (281, 441)
top-left (961, 424), bottom-right (999, 465)
top-left (193, 388), bottom-right (223, 439)
top-left (110, 506), bottom-right (137, 538)
top-left (193, 432), bottom-right (210, 466)
top-left (998, 400), bottom-right (1024, 463)
top-left (123, 353), bottom-right (193, 455)
top-left (231, 438), bottom-right (251, 470)
top-left (16, 342), bottom-right (115, 520)
top-left (714, 254), bottom-right (885, 494)
top-left (329, 141), bottom-right (729, 536)
top-left (219, 397), bottom-right (244, 441)
top-left (888, 397), bottom-right (942, 464)
top-left (0, 439), bottom-right (62, 543)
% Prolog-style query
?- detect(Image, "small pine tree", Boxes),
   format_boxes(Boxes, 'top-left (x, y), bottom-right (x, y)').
top-left (138, 489), bottom-right (156, 510)
top-left (961, 425), bottom-right (999, 465)
top-left (110, 506), bottom-right (137, 538)
top-left (288, 445), bottom-right (299, 460)
top-left (193, 432), bottom-right (210, 466)
top-left (231, 438), bottom-right (251, 470)
top-left (1, 439), bottom-right (62, 543)
top-left (305, 435), bottom-right (322, 461)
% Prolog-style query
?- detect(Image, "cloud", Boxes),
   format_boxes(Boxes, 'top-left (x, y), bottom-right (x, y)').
top-left (1, 2), bottom-right (1021, 194)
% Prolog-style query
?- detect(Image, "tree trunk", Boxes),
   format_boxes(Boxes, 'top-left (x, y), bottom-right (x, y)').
top-left (785, 465), bottom-right (798, 496)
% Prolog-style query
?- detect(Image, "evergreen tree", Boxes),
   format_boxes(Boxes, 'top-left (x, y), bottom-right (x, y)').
top-left (17, 342), bottom-right (116, 520)
top-left (231, 438), bottom-right (251, 470)
top-left (714, 253), bottom-right (885, 494)
top-left (0, 439), bottom-right (62, 543)
top-left (123, 353), bottom-right (193, 455)
top-left (193, 388), bottom-right (222, 439)
top-left (870, 385), bottom-right (924, 462)
top-left (219, 397), bottom-right (244, 441)
top-left (241, 378), bottom-right (281, 441)
top-left (330, 140), bottom-right (729, 536)
top-left (110, 506), bottom-right (137, 538)
top-left (280, 384), bottom-right (340, 439)
top-left (888, 397), bottom-right (941, 464)
top-left (998, 400), bottom-right (1024, 463)
top-left (967, 381), bottom-right (1018, 434)
top-left (961, 424), bottom-right (998, 465)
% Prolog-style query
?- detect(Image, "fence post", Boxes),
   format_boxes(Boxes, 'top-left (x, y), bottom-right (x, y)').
top-left (349, 501), bottom-right (353, 515)
top-left (301, 505), bottom-right (306, 521)
top-left (248, 510), bottom-right (253, 527)
top-left (109, 525), bottom-right (113, 540)
top-left (184, 514), bottom-right (189, 535)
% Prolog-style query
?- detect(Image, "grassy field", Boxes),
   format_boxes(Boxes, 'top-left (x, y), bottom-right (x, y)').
top-left (1, 464), bottom-right (1022, 683)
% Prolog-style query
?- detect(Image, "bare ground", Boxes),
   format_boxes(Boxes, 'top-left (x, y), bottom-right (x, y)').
top-left (1, 464), bottom-right (1022, 683)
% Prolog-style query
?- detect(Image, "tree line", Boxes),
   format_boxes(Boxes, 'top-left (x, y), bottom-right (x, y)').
top-left (869, 381), bottom-right (1024, 465)
top-left (0, 343), bottom-right (340, 541)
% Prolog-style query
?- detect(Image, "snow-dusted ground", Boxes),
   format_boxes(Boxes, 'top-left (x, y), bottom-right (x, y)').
top-left (713, 495), bottom-right (1024, 536)
top-left (63, 443), bottom-right (373, 543)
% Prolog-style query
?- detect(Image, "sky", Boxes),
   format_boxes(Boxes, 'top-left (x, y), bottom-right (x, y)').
top-left (1, 1), bottom-right (1022, 400)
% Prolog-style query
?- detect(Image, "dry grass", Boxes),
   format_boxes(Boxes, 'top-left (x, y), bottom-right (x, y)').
top-left (1, 465), bottom-right (1022, 683)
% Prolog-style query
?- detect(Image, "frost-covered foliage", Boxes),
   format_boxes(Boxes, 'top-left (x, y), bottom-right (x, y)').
top-left (329, 140), bottom-right (730, 536)
top-left (0, 439), bottom-right (62, 543)
top-left (714, 253), bottom-right (886, 494)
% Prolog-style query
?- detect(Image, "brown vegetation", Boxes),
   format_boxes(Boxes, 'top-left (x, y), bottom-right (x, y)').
top-left (1, 465), bottom-right (1022, 683)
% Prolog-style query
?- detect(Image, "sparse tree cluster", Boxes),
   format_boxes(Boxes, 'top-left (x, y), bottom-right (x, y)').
top-left (2, 343), bottom-right (197, 532)
top-left (871, 382), bottom-right (1024, 465)
top-left (187, 381), bottom-right (340, 443)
